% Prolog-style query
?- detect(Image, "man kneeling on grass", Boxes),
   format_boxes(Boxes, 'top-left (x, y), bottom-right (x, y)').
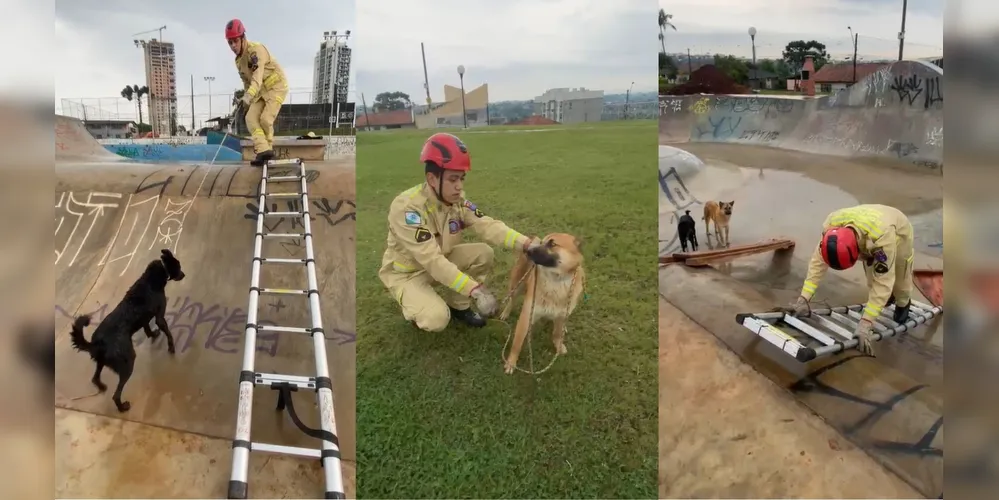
top-left (378, 132), bottom-right (541, 331)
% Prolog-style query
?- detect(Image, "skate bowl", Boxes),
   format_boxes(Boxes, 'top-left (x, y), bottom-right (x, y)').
top-left (54, 114), bottom-right (358, 498)
top-left (659, 60), bottom-right (943, 170)
top-left (657, 142), bottom-right (944, 498)
top-left (656, 61), bottom-right (944, 499)
top-left (103, 142), bottom-right (243, 163)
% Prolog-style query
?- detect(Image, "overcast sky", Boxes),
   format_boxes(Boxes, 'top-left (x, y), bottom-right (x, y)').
top-left (660, 0), bottom-right (947, 62)
top-left (355, 0), bottom-right (657, 103)
top-left (54, 0), bottom-right (356, 128)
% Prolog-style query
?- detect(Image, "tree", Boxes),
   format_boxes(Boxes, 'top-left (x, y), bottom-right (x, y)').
top-left (659, 52), bottom-right (678, 79)
top-left (713, 54), bottom-right (750, 84)
top-left (658, 9), bottom-right (676, 55)
top-left (373, 91), bottom-right (412, 112)
top-left (782, 40), bottom-right (829, 73)
top-left (120, 85), bottom-right (149, 125)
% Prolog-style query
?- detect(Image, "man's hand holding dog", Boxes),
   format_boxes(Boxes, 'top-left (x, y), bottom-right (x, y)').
top-left (470, 285), bottom-right (498, 317)
top-left (524, 237), bottom-right (543, 254)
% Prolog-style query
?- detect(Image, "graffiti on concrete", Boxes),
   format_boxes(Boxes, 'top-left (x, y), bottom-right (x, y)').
top-left (56, 297), bottom-right (358, 353)
top-left (925, 127), bottom-right (943, 147)
top-left (888, 140), bottom-right (919, 158)
top-left (696, 116), bottom-right (742, 140)
top-left (803, 134), bottom-right (887, 155)
top-left (739, 130), bottom-right (780, 142)
top-left (659, 98), bottom-right (684, 115)
top-left (658, 166), bottom-right (701, 254)
top-left (691, 98), bottom-right (711, 115)
top-left (243, 197), bottom-right (356, 232)
top-left (890, 75), bottom-right (943, 109)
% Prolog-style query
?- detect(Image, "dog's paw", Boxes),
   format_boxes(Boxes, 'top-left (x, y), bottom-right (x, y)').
top-left (168, 345), bottom-right (176, 355)
top-left (149, 329), bottom-right (161, 338)
top-left (556, 342), bottom-right (568, 355)
top-left (116, 401), bottom-right (131, 412)
top-left (503, 360), bottom-right (515, 374)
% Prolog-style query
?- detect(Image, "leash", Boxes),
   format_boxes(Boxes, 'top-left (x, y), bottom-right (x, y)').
top-left (493, 262), bottom-right (584, 376)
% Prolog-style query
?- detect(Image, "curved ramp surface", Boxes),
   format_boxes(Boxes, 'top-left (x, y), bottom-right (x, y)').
top-left (659, 61), bottom-right (943, 170)
top-left (56, 114), bottom-right (124, 161)
top-left (657, 143), bottom-right (943, 497)
top-left (54, 156), bottom-right (357, 494)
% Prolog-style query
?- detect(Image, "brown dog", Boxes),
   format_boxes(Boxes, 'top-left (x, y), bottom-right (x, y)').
top-left (703, 200), bottom-right (735, 247)
top-left (499, 233), bottom-right (586, 374)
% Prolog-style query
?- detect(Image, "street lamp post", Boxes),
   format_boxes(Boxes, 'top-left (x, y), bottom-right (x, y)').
top-left (625, 81), bottom-right (634, 119)
top-left (204, 76), bottom-right (215, 119)
top-left (748, 27), bottom-right (757, 89)
top-left (457, 65), bottom-right (467, 129)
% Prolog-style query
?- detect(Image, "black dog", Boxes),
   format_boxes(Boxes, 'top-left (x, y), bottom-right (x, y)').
top-left (677, 210), bottom-right (699, 252)
top-left (69, 249), bottom-right (185, 412)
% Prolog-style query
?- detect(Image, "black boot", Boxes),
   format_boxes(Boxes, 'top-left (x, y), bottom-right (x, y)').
top-left (450, 307), bottom-right (486, 328)
top-left (893, 301), bottom-right (911, 324)
top-left (250, 150), bottom-right (275, 167)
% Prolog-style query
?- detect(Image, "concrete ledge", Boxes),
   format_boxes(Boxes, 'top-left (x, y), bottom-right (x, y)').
top-left (240, 138), bottom-right (328, 161)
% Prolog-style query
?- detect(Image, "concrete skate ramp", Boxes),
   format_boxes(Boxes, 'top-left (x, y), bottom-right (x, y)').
top-left (56, 114), bottom-right (125, 161)
top-left (54, 158), bottom-right (358, 462)
top-left (657, 145), bottom-right (943, 497)
top-left (659, 61), bottom-right (943, 170)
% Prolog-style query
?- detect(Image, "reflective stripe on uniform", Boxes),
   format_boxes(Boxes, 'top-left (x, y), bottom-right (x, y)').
top-left (828, 207), bottom-right (885, 239)
top-left (801, 280), bottom-right (818, 296)
top-left (264, 73), bottom-right (282, 89)
top-left (503, 229), bottom-right (522, 249)
top-left (863, 302), bottom-right (883, 320)
top-left (392, 261), bottom-right (417, 273)
top-left (252, 128), bottom-right (265, 136)
top-left (247, 86), bottom-right (259, 97)
top-left (449, 273), bottom-right (471, 293)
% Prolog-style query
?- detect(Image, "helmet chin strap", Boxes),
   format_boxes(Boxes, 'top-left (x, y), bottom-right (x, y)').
top-left (430, 173), bottom-right (450, 204)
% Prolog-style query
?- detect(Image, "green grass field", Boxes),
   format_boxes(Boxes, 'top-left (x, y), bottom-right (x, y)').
top-left (355, 120), bottom-right (659, 498)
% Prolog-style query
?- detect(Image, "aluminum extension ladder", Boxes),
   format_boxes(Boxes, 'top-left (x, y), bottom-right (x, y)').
top-left (227, 158), bottom-right (345, 499)
top-left (737, 299), bottom-right (943, 362)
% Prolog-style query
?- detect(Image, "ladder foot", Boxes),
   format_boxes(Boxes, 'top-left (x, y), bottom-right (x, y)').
top-left (326, 491), bottom-right (347, 499)
top-left (227, 480), bottom-right (248, 499)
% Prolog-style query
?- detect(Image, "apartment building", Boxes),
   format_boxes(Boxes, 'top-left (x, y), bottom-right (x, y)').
top-left (312, 31), bottom-right (352, 105)
top-left (533, 87), bottom-right (604, 124)
top-left (138, 39), bottom-right (177, 136)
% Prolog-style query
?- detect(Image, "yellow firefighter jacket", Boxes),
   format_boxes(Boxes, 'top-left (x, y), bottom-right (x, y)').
top-left (800, 204), bottom-right (914, 321)
top-left (235, 41), bottom-right (288, 101)
top-left (380, 183), bottom-right (529, 296)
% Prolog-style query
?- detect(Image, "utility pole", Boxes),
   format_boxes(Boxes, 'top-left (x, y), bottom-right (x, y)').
top-left (360, 93), bottom-right (371, 132)
top-left (898, 0), bottom-right (908, 61)
top-left (421, 42), bottom-right (432, 107)
top-left (848, 27), bottom-right (859, 84)
top-left (190, 75), bottom-right (195, 132)
top-left (687, 48), bottom-right (692, 74)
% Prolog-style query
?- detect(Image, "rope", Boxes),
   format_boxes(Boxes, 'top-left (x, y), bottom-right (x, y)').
top-left (494, 261), bottom-right (583, 376)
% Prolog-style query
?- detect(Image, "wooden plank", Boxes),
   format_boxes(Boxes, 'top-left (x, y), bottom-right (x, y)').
top-left (681, 239), bottom-right (796, 267)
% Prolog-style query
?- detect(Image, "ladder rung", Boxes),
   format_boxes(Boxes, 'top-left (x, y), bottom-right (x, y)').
top-left (257, 325), bottom-right (313, 334)
top-left (261, 233), bottom-right (305, 239)
top-left (266, 175), bottom-right (302, 182)
top-left (264, 192), bottom-right (301, 198)
top-left (262, 211), bottom-right (302, 217)
top-left (258, 288), bottom-right (309, 295)
top-left (251, 442), bottom-right (320, 459)
top-left (267, 158), bottom-right (302, 165)
top-left (259, 257), bottom-right (307, 265)
top-left (254, 372), bottom-right (316, 389)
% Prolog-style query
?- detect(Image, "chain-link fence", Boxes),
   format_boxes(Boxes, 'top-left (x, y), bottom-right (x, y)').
top-left (57, 88), bottom-right (358, 136)
top-left (601, 100), bottom-right (659, 120)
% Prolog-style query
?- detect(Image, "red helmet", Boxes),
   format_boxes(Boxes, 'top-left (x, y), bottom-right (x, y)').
top-left (225, 19), bottom-right (246, 40)
top-left (420, 133), bottom-right (471, 171)
top-left (820, 226), bottom-right (860, 270)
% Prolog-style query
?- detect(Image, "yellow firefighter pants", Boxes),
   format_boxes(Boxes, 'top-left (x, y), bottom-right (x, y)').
top-left (863, 234), bottom-right (915, 307)
top-left (384, 243), bottom-right (495, 332)
top-left (244, 85), bottom-right (288, 154)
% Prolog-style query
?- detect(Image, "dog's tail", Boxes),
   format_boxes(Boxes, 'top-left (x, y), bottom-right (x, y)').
top-left (69, 315), bottom-right (93, 353)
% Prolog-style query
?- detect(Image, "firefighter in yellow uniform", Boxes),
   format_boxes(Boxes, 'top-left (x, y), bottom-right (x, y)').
top-left (225, 19), bottom-right (288, 166)
top-left (784, 204), bottom-right (915, 356)
top-left (379, 133), bottom-right (542, 331)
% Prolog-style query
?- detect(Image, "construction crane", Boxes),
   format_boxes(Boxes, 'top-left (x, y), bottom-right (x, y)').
top-left (133, 25), bottom-right (167, 45)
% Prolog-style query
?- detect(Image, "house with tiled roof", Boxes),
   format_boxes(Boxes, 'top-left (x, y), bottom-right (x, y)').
top-left (355, 108), bottom-right (416, 131)
top-left (811, 62), bottom-right (893, 93)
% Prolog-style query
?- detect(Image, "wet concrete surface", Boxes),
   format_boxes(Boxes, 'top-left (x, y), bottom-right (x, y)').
top-left (659, 297), bottom-right (921, 499)
top-left (55, 159), bottom-right (357, 497)
top-left (658, 143), bottom-right (943, 498)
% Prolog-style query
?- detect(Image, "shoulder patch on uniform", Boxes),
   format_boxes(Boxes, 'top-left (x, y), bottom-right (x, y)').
top-left (404, 210), bottom-right (422, 225)
top-left (448, 219), bottom-right (461, 234)
top-left (873, 261), bottom-right (890, 275)
top-left (415, 227), bottom-right (432, 243)
top-left (464, 200), bottom-right (484, 218)
top-left (248, 53), bottom-right (259, 70)
top-left (873, 248), bottom-right (887, 262)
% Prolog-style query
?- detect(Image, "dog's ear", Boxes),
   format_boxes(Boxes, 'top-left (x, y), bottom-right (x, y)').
top-left (574, 236), bottom-right (583, 251)
top-left (729, 200), bottom-right (735, 206)
top-left (161, 249), bottom-right (174, 259)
